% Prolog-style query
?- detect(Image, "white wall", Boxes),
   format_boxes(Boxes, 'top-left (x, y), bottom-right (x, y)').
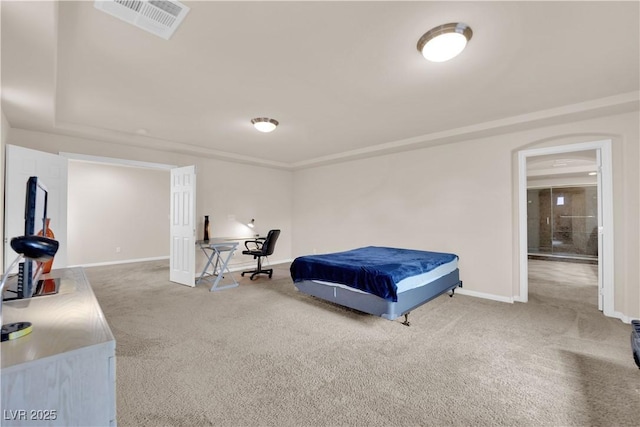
top-left (0, 4), bottom-right (4, 271)
top-left (67, 161), bottom-right (169, 265)
top-left (292, 111), bottom-right (640, 320)
top-left (6, 129), bottom-right (294, 271)
top-left (0, 112), bottom-right (9, 271)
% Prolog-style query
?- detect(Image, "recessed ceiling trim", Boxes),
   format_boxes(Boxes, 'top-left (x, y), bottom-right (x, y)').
top-left (52, 121), bottom-right (293, 170)
top-left (290, 91), bottom-right (640, 170)
top-left (60, 152), bottom-right (177, 170)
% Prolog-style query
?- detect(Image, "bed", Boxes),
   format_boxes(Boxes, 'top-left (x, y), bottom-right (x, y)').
top-left (290, 246), bottom-right (462, 325)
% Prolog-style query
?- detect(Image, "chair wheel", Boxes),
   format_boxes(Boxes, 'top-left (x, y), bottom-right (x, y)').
top-left (269, 273), bottom-right (273, 278)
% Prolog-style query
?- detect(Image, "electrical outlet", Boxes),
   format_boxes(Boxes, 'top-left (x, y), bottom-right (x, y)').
top-left (116, 247), bottom-right (121, 253)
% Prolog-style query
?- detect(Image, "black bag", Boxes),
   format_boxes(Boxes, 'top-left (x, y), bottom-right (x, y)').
top-left (632, 320), bottom-right (640, 369)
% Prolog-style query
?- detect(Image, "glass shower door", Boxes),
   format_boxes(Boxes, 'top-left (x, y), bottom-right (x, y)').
top-left (527, 186), bottom-right (598, 259)
top-left (527, 188), bottom-right (552, 254)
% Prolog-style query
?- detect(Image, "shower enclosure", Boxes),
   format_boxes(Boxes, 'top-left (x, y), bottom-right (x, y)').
top-left (527, 186), bottom-right (598, 260)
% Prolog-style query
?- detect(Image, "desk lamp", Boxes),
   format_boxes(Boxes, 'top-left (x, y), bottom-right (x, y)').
top-left (0, 235), bottom-right (59, 342)
top-left (247, 218), bottom-right (259, 237)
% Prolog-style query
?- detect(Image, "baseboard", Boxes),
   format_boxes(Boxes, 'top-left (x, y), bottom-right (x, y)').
top-left (610, 310), bottom-right (639, 324)
top-left (71, 256), bottom-right (293, 271)
top-left (69, 256), bottom-right (170, 268)
top-left (455, 288), bottom-right (515, 304)
top-left (227, 258), bottom-right (294, 273)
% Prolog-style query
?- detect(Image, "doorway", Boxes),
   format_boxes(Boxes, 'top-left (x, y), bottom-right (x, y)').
top-left (60, 152), bottom-right (175, 266)
top-left (517, 140), bottom-right (614, 317)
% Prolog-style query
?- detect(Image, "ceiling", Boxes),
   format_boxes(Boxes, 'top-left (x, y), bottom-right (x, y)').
top-left (2, 1), bottom-right (639, 170)
top-left (527, 150), bottom-right (597, 181)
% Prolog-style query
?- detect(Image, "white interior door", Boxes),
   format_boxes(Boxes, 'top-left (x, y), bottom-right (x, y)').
top-left (4, 145), bottom-right (68, 273)
top-left (596, 149), bottom-right (604, 311)
top-left (169, 165), bottom-right (196, 286)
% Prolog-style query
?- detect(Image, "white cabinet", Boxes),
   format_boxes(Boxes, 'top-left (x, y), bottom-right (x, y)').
top-left (1, 268), bottom-right (116, 426)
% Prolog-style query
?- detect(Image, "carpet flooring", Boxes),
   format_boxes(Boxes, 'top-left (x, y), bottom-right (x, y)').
top-left (85, 259), bottom-right (639, 426)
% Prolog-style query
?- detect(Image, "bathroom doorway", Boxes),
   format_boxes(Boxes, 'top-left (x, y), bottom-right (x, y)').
top-left (517, 140), bottom-right (614, 317)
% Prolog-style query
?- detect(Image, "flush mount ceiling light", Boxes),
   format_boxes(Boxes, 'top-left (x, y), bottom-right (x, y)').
top-left (251, 118), bottom-right (279, 133)
top-left (417, 23), bottom-right (473, 62)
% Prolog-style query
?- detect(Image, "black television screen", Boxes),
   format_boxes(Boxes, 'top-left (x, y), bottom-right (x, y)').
top-left (19, 177), bottom-right (49, 298)
top-left (25, 176), bottom-right (48, 235)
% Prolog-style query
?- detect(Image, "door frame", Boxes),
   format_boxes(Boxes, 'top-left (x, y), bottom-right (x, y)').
top-left (516, 139), bottom-right (614, 317)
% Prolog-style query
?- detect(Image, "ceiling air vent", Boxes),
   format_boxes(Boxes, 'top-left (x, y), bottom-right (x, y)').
top-left (94, 0), bottom-right (190, 40)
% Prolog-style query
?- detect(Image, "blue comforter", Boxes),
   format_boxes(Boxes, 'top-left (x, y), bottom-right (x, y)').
top-left (290, 246), bottom-right (458, 302)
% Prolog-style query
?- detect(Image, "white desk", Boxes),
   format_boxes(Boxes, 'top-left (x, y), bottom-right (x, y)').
top-left (196, 239), bottom-right (241, 291)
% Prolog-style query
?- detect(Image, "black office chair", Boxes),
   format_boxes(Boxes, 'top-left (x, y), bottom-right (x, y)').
top-left (241, 229), bottom-right (281, 280)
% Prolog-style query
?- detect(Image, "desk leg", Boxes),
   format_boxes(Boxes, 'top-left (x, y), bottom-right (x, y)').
top-left (209, 248), bottom-right (239, 291)
top-left (196, 247), bottom-right (215, 285)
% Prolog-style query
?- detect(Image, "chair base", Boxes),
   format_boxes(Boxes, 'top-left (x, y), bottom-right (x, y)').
top-left (241, 268), bottom-right (273, 281)
top-left (240, 256), bottom-right (273, 281)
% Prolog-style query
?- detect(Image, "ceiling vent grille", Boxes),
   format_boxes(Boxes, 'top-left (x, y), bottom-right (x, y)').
top-left (94, 0), bottom-right (190, 40)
